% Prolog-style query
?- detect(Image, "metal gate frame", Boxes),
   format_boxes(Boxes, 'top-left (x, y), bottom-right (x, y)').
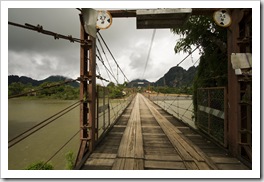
top-left (196, 87), bottom-right (227, 147)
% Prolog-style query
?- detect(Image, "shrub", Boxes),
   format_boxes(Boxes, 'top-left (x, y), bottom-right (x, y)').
top-left (65, 151), bottom-right (75, 170)
top-left (25, 161), bottom-right (54, 170)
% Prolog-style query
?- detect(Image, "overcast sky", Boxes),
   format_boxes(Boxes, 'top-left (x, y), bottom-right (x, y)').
top-left (8, 8), bottom-right (201, 84)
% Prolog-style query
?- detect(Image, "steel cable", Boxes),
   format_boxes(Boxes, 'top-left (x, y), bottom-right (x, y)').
top-left (142, 29), bottom-right (156, 78)
top-left (8, 21), bottom-right (84, 44)
top-left (97, 32), bottom-right (130, 82)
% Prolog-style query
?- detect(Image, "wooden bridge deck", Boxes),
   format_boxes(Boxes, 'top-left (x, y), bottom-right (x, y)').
top-left (81, 93), bottom-right (249, 170)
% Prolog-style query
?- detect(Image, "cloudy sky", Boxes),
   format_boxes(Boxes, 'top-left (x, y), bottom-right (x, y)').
top-left (7, 8), bottom-right (201, 84)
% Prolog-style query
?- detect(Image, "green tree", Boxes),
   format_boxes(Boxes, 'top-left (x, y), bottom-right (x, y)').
top-left (8, 82), bottom-right (25, 96)
top-left (171, 15), bottom-right (228, 116)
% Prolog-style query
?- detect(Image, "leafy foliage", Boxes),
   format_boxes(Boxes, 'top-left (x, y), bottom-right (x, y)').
top-left (171, 15), bottom-right (228, 116)
top-left (25, 161), bottom-right (54, 170)
top-left (8, 81), bottom-right (79, 100)
top-left (65, 151), bottom-right (75, 170)
top-left (107, 82), bottom-right (126, 99)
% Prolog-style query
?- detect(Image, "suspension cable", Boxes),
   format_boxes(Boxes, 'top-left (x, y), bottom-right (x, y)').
top-left (96, 63), bottom-right (110, 82)
top-left (96, 46), bottom-right (118, 83)
top-left (96, 51), bottom-right (113, 83)
top-left (97, 35), bottom-right (116, 79)
top-left (142, 29), bottom-right (156, 78)
top-left (176, 46), bottom-right (199, 67)
top-left (97, 32), bottom-right (130, 82)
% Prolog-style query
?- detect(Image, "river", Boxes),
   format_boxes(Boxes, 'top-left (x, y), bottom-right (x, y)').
top-left (8, 99), bottom-right (80, 170)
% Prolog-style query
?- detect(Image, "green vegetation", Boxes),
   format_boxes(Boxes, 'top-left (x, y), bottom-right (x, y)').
top-left (8, 81), bottom-right (79, 100)
top-left (171, 15), bottom-right (227, 115)
top-left (24, 151), bottom-right (75, 170)
top-left (25, 161), bottom-right (54, 170)
top-left (65, 151), bottom-right (75, 170)
top-left (106, 82), bottom-right (127, 99)
top-left (149, 86), bottom-right (193, 95)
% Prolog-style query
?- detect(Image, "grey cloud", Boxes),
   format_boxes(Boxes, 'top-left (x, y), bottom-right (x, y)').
top-left (7, 8), bottom-right (193, 82)
top-left (8, 8), bottom-right (80, 53)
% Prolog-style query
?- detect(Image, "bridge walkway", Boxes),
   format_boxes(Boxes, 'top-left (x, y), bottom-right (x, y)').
top-left (81, 93), bottom-right (249, 170)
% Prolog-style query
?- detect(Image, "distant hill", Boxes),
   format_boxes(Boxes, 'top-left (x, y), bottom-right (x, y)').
top-left (126, 66), bottom-right (198, 88)
top-left (155, 66), bottom-right (197, 87)
top-left (127, 79), bottom-right (151, 88)
top-left (8, 75), bottom-right (79, 88)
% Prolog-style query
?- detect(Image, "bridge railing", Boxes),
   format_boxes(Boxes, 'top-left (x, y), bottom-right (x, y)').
top-left (95, 86), bottom-right (135, 144)
top-left (144, 92), bottom-right (195, 129)
top-left (196, 87), bottom-right (227, 147)
top-left (144, 87), bottom-right (227, 147)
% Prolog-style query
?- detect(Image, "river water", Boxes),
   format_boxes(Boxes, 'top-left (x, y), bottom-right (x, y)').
top-left (8, 99), bottom-right (80, 170)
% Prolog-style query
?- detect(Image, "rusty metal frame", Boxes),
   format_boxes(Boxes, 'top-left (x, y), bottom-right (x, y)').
top-left (197, 87), bottom-right (227, 147)
top-left (75, 13), bottom-right (96, 168)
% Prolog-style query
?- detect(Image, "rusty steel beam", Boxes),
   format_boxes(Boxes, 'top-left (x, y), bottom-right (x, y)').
top-left (227, 9), bottom-right (245, 156)
top-left (88, 34), bottom-right (97, 152)
top-left (75, 14), bottom-right (89, 167)
top-left (108, 10), bottom-right (137, 17)
top-left (108, 8), bottom-right (220, 18)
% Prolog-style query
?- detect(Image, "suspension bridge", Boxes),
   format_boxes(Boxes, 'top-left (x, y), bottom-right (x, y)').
top-left (7, 8), bottom-right (252, 171)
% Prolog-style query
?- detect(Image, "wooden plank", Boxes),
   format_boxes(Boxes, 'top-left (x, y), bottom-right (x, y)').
top-left (144, 143), bottom-right (175, 148)
top-left (143, 133), bottom-right (166, 136)
top-left (112, 158), bottom-right (144, 170)
top-left (217, 164), bottom-right (250, 170)
top-left (113, 94), bottom-right (144, 169)
top-left (184, 161), bottom-right (199, 170)
top-left (90, 153), bottom-right (117, 159)
top-left (85, 158), bottom-right (115, 166)
top-left (145, 154), bottom-right (182, 161)
top-left (141, 125), bottom-right (160, 128)
top-left (195, 161), bottom-right (211, 170)
top-left (114, 125), bottom-right (128, 127)
top-left (112, 158), bottom-right (125, 170)
top-left (144, 146), bottom-right (176, 152)
top-left (145, 160), bottom-right (186, 170)
top-left (210, 157), bottom-right (241, 164)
